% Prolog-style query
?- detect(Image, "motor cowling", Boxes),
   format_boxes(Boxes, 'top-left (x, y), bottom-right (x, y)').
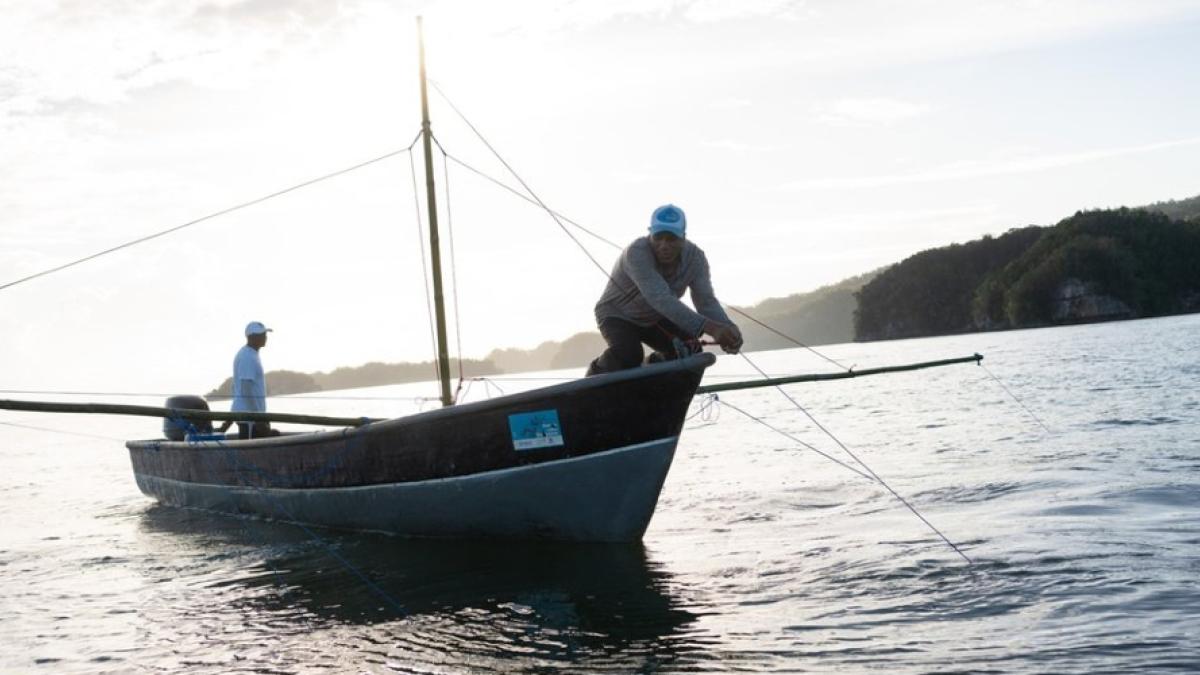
top-left (163, 395), bottom-right (213, 441)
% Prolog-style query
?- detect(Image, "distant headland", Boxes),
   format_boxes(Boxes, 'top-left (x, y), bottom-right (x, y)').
top-left (209, 192), bottom-right (1199, 397)
top-left (854, 194), bottom-right (1200, 340)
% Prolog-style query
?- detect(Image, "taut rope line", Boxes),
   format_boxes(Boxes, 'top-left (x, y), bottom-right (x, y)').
top-left (727, 306), bottom-right (852, 372)
top-left (979, 362), bottom-right (1053, 434)
top-left (436, 148), bottom-right (621, 251)
top-left (0, 141), bottom-right (420, 293)
top-left (427, 79), bottom-right (975, 564)
top-left (737, 351), bottom-right (974, 565)
top-left (715, 398), bottom-right (875, 481)
top-left (439, 149), bottom-right (468, 401)
top-left (429, 123), bottom-right (850, 371)
top-left (427, 80), bottom-right (616, 282)
top-left (408, 150), bottom-right (442, 383)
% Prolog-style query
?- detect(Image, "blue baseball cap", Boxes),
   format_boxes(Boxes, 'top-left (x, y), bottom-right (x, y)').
top-left (649, 204), bottom-right (687, 238)
top-left (245, 321), bottom-right (273, 337)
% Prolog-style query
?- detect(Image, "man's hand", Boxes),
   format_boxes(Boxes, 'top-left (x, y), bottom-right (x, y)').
top-left (702, 320), bottom-right (744, 354)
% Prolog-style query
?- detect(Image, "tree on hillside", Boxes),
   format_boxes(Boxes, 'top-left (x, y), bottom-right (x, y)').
top-left (550, 332), bottom-right (606, 370)
top-left (731, 270), bottom-right (878, 350)
top-left (208, 369), bottom-right (321, 398)
top-left (1142, 193), bottom-right (1200, 222)
top-left (206, 359), bottom-right (501, 398)
top-left (974, 208), bottom-right (1200, 327)
top-left (854, 226), bottom-right (1043, 340)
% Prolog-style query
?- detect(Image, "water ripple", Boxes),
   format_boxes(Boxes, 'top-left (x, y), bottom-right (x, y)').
top-left (5, 317), bottom-right (1200, 672)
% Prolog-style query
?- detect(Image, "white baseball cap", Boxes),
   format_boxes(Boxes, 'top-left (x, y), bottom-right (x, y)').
top-left (245, 321), bottom-right (273, 336)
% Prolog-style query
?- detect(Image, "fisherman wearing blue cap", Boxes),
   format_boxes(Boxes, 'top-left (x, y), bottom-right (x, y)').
top-left (587, 204), bottom-right (743, 375)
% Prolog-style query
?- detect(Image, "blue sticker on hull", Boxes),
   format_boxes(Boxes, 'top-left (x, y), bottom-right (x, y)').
top-left (508, 409), bottom-right (564, 451)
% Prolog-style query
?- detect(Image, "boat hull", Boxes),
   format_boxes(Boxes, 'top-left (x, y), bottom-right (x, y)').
top-left (126, 353), bottom-right (714, 542)
top-left (135, 437), bottom-right (677, 542)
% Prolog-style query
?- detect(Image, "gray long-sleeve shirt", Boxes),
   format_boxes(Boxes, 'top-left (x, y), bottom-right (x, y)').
top-left (594, 236), bottom-right (732, 336)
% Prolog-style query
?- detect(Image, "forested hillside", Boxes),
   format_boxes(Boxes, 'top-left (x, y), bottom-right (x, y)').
top-left (733, 271), bottom-right (876, 350)
top-left (481, 271), bottom-right (876, 372)
top-left (973, 208), bottom-right (1200, 327)
top-left (207, 358), bottom-right (501, 397)
top-left (854, 227), bottom-right (1043, 340)
top-left (855, 206), bottom-right (1200, 340)
top-left (1143, 194), bottom-right (1200, 222)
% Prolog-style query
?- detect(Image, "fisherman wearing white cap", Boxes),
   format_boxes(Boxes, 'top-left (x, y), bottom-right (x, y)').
top-left (587, 204), bottom-right (742, 376)
top-left (218, 321), bottom-right (278, 438)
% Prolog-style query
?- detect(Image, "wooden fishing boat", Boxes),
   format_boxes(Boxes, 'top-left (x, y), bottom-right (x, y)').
top-left (125, 353), bottom-right (713, 543)
top-left (118, 19), bottom-right (720, 543)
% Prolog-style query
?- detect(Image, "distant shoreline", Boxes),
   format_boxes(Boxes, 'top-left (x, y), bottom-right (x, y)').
top-left (209, 194), bottom-right (1199, 397)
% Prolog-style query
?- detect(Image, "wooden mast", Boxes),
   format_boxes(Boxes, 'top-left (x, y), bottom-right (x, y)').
top-left (417, 16), bottom-right (454, 407)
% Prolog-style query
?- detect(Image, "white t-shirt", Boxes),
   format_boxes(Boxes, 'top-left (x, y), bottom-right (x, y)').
top-left (231, 344), bottom-right (266, 413)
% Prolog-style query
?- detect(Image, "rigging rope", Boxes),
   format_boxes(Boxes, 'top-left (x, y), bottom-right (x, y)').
top-left (736, 350), bottom-right (974, 565)
top-left (685, 393), bottom-right (722, 423)
top-left (440, 149), bottom-right (468, 401)
top-left (427, 81), bottom-right (615, 283)
top-left (727, 307), bottom-right (852, 372)
top-left (0, 420), bottom-right (124, 442)
top-left (430, 127), bottom-right (849, 371)
top-left (979, 362), bottom-right (1052, 434)
top-left (408, 151), bottom-right (442, 384)
top-left (436, 148), bottom-right (622, 251)
top-left (715, 398), bottom-right (874, 481)
top-left (0, 141), bottom-right (420, 293)
top-left (429, 78), bottom-right (978, 564)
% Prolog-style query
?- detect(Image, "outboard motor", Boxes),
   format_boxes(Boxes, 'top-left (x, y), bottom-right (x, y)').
top-left (163, 395), bottom-right (213, 441)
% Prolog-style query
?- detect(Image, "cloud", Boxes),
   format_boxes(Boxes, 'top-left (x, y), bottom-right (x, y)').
top-left (0, 1), bottom-right (354, 118)
top-left (781, 136), bottom-right (1200, 191)
top-left (707, 98), bottom-right (754, 110)
top-left (612, 167), bottom-right (681, 183)
top-left (7, 0), bottom-right (1196, 121)
top-left (789, 0), bottom-right (1200, 73)
top-left (700, 138), bottom-right (778, 153)
top-left (191, 0), bottom-right (343, 23)
top-left (479, 0), bottom-right (798, 33)
top-left (682, 0), bottom-right (803, 23)
top-left (708, 204), bottom-right (1000, 242)
top-left (814, 97), bottom-right (933, 126)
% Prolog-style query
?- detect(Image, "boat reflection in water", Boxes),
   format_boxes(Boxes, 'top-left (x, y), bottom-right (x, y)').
top-left (136, 504), bottom-right (705, 670)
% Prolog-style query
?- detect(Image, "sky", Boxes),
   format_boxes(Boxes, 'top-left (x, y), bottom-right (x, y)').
top-left (2, 0), bottom-right (1199, 395)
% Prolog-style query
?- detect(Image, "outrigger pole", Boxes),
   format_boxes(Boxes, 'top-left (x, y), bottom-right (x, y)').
top-left (0, 354), bottom-right (982, 426)
top-left (696, 354), bottom-right (983, 395)
top-left (0, 400), bottom-right (380, 428)
top-left (417, 16), bottom-right (454, 408)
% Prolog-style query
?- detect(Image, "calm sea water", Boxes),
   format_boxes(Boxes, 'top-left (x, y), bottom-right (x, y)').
top-left (2, 316), bottom-right (1198, 673)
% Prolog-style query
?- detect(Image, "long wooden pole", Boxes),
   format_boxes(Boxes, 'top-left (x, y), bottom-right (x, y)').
top-left (0, 355), bottom-right (982, 426)
top-left (0, 399), bottom-right (381, 427)
top-left (696, 354), bottom-right (983, 394)
top-left (417, 16), bottom-right (454, 408)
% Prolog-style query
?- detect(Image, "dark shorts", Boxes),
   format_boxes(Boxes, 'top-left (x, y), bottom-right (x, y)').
top-left (236, 421), bottom-right (274, 439)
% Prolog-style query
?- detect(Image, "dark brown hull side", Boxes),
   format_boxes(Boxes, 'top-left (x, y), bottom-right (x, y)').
top-left (127, 354), bottom-right (714, 490)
